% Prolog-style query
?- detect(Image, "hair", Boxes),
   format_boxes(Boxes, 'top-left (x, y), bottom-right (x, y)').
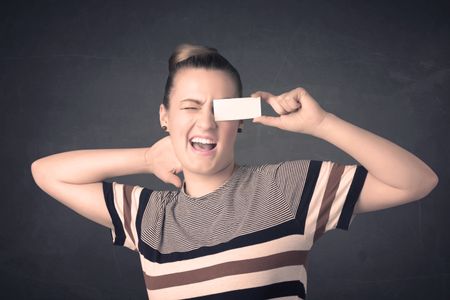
top-left (162, 43), bottom-right (243, 108)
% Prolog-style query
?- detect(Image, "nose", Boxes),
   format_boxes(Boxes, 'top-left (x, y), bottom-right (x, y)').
top-left (196, 103), bottom-right (217, 130)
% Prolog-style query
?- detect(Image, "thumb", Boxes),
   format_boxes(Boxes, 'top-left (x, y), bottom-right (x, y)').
top-left (253, 115), bottom-right (282, 128)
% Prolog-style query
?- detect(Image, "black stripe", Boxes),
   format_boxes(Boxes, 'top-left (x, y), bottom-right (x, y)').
top-left (186, 280), bottom-right (305, 299)
top-left (102, 181), bottom-right (126, 246)
top-left (138, 218), bottom-right (304, 263)
top-left (337, 165), bottom-right (368, 230)
top-left (295, 160), bottom-right (322, 233)
top-left (136, 187), bottom-right (152, 244)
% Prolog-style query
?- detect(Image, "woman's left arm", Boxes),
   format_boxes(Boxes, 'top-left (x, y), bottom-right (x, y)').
top-left (251, 88), bottom-right (439, 214)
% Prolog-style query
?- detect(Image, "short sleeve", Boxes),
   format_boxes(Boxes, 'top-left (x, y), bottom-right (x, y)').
top-left (275, 160), bottom-right (368, 241)
top-left (102, 181), bottom-right (147, 252)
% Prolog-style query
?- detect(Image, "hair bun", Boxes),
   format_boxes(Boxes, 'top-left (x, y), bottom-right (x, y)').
top-left (169, 43), bottom-right (218, 71)
top-left (162, 43), bottom-right (243, 107)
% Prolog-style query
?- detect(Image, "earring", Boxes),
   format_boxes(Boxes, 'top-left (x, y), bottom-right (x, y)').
top-left (237, 127), bottom-right (242, 133)
top-left (161, 125), bottom-right (167, 131)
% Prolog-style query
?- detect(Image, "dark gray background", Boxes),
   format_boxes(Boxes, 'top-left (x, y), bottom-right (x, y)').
top-left (1, 0), bottom-right (449, 299)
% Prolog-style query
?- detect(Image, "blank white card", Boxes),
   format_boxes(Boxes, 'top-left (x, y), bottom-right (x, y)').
top-left (213, 97), bottom-right (261, 121)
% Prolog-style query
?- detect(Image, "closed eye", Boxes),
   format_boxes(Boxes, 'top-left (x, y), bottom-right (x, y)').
top-left (182, 107), bottom-right (198, 110)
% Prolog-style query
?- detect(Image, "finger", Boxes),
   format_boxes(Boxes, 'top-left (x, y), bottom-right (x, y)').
top-left (263, 94), bottom-right (288, 115)
top-left (252, 115), bottom-right (282, 128)
top-left (252, 91), bottom-right (288, 115)
top-left (170, 166), bottom-right (183, 174)
top-left (269, 98), bottom-right (288, 115)
top-left (278, 96), bottom-right (293, 113)
top-left (280, 96), bottom-right (302, 112)
top-left (287, 92), bottom-right (302, 109)
top-left (166, 173), bottom-right (182, 188)
top-left (251, 91), bottom-right (275, 100)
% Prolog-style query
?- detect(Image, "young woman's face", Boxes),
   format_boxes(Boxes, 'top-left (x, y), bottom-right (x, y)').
top-left (160, 68), bottom-right (241, 176)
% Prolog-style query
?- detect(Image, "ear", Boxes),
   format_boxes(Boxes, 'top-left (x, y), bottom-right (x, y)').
top-left (160, 104), bottom-right (168, 128)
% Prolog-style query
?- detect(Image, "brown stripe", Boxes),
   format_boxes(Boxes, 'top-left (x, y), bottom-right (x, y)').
top-left (313, 163), bottom-right (345, 242)
top-left (123, 185), bottom-right (135, 245)
top-left (145, 250), bottom-right (309, 290)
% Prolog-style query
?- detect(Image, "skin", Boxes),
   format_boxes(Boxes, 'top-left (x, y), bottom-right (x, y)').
top-left (30, 65), bottom-right (439, 231)
top-left (154, 67), bottom-right (439, 213)
top-left (158, 68), bottom-right (242, 197)
top-left (251, 88), bottom-right (438, 213)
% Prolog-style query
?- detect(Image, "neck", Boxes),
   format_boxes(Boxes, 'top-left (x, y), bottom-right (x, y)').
top-left (183, 162), bottom-right (237, 198)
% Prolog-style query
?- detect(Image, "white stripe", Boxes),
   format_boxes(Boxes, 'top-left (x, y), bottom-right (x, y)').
top-left (304, 161), bottom-right (331, 239)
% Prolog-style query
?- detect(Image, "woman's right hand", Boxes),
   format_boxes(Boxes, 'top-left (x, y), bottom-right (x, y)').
top-left (146, 136), bottom-right (183, 188)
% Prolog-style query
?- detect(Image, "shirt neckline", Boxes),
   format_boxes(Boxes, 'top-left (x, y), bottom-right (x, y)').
top-left (179, 164), bottom-right (244, 202)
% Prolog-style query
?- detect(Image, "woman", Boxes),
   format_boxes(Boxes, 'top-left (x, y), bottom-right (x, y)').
top-left (31, 43), bottom-right (438, 299)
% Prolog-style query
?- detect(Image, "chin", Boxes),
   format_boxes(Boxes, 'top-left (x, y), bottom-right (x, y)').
top-left (184, 160), bottom-right (232, 176)
top-left (187, 164), bottom-right (219, 175)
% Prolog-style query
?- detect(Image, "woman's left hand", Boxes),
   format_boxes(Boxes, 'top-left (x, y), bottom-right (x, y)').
top-left (251, 87), bottom-right (329, 136)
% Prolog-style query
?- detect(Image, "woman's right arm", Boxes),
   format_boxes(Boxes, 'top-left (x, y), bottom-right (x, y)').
top-left (31, 136), bottom-right (182, 229)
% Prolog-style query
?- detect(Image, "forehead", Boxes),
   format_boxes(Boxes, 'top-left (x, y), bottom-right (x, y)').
top-left (170, 68), bottom-right (237, 103)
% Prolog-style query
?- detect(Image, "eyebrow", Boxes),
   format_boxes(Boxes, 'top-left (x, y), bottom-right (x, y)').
top-left (180, 99), bottom-right (205, 105)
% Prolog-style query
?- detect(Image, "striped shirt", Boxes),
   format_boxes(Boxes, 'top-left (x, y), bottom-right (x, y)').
top-left (102, 160), bottom-right (368, 299)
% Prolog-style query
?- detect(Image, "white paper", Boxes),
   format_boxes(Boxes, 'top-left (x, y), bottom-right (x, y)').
top-left (213, 97), bottom-right (261, 121)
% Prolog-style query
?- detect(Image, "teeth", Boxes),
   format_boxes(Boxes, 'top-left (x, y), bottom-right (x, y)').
top-left (190, 137), bottom-right (216, 144)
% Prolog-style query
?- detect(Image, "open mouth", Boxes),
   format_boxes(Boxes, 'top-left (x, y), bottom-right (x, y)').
top-left (190, 137), bottom-right (217, 151)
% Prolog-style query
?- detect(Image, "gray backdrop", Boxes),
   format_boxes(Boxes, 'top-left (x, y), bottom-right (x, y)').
top-left (1, 0), bottom-right (449, 299)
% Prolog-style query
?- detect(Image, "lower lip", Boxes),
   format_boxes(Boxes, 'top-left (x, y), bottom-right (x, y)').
top-left (189, 142), bottom-right (217, 156)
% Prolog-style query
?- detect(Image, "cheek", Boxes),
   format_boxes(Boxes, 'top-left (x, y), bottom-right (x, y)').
top-left (220, 122), bottom-right (239, 142)
top-left (168, 113), bottom-right (192, 133)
